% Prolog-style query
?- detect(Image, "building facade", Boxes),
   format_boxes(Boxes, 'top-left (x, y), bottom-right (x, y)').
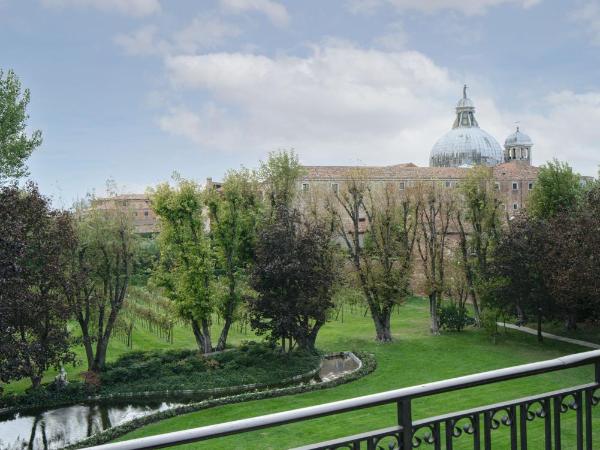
top-left (91, 194), bottom-right (159, 234)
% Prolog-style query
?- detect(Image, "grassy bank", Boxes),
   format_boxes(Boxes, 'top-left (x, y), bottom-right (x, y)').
top-left (116, 298), bottom-right (598, 449)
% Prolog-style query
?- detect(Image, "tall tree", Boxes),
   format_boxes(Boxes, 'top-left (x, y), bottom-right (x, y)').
top-left (0, 69), bottom-right (42, 182)
top-left (455, 166), bottom-right (502, 325)
top-left (258, 149), bottom-right (305, 213)
top-left (543, 186), bottom-right (600, 330)
top-left (332, 172), bottom-right (418, 342)
top-left (488, 215), bottom-right (551, 342)
top-left (249, 206), bottom-right (337, 352)
top-left (0, 183), bottom-right (75, 388)
top-left (64, 199), bottom-right (137, 371)
top-left (151, 178), bottom-right (216, 354)
top-left (416, 184), bottom-right (455, 335)
top-left (529, 159), bottom-right (583, 219)
top-left (206, 168), bottom-right (260, 351)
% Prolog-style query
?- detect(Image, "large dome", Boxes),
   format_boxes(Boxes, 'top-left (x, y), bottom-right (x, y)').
top-left (430, 85), bottom-right (503, 168)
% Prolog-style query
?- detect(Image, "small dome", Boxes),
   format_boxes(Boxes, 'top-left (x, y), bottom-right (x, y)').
top-left (431, 128), bottom-right (503, 168)
top-left (505, 127), bottom-right (533, 146)
top-left (456, 97), bottom-right (474, 109)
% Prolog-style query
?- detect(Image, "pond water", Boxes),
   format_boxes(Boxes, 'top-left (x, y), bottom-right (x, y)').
top-left (0, 401), bottom-right (180, 450)
top-left (317, 353), bottom-right (361, 382)
top-left (0, 353), bottom-right (361, 450)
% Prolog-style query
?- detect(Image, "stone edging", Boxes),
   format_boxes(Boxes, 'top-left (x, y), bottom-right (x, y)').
top-left (64, 351), bottom-right (376, 450)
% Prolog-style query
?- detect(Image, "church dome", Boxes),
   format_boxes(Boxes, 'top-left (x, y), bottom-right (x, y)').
top-left (430, 86), bottom-right (503, 168)
top-left (505, 127), bottom-right (533, 146)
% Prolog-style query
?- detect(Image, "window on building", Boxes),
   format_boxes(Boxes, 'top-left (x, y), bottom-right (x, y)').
top-left (399, 181), bottom-right (405, 191)
top-left (513, 203), bottom-right (519, 210)
top-left (512, 182), bottom-right (519, 191)
top-left (144, 211), bottom-right (149, 217)
top-left (528, 182), bottom-right (534, 190)
top-left (445, 181), bottom-right (452, 188)
top-left (331, 183), bottom-right (339, 193)
top-left (302, 183), bottom-right (309, 192)
top-left (494, 182), bottom-right (500, 191)
top-left (358, 217), bottom-right (366, 223)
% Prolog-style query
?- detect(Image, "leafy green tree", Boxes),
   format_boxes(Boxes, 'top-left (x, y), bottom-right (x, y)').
top-left (332, 172), bottom-right (418, 342)
top-left (0, 69), bottom-right (42, 182)
top-left (0, 183), bottom-right (75, 388)
top-left (151, 178), bottom-right (216, 353)
top-left (416, 184), bottom-right (455, 335)
top-left (249, 206), bottom-right (337, 352)
top-left (206, 168), bottom-right (260, 350)
top-left (63, 199), bottom-right (137, 371)
top-left (259, 149), bottom-right (305, 212)
top-left (455, 166), bottom-right (502, 325)
top-left (529, 159), bottom-right (583, 219)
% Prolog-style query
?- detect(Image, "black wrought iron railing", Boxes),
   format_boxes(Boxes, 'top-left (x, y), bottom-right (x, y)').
top-left (83, 349), bottom-right (600, 450)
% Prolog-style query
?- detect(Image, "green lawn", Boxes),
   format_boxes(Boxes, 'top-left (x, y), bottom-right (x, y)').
top-left (109, 298), bottom-right (599, 449)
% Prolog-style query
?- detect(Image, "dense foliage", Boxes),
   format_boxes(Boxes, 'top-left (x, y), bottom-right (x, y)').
top-left (0, 69), bottom-right (42, 182)
top-left (250, 206), bottom-right (337, 352)
top-left (0, 183), bottom-right (75, 388)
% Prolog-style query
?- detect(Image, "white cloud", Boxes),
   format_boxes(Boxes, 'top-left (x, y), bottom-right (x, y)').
top-left (41, 0), bottom-right (161, 17)
top-left (219, 0), bottom-right (290, 26)
top-left (523, 91), bottom-right (600, 172)
top-left (159, 43), bottom-right (458, 165)
top-left (572, 1), bottom-right (600, 45)
top-left (114, 16), bottom-right (240, 56)
top-left (348, 0), bottom-right (540, 15)
top-left (156, 41), bottom-right (599, 176)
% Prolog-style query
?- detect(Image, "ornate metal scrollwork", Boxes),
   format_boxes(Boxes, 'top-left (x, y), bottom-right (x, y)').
top-left (524, 400), bottom-right (547, 421)
top-left (411, 424), bottom-right (437, 448)
top-left (590, 388), bottom-right (600, 407)
top-left (372, 432), bottom-right (401, 450)
top-left (448, 415), bottom-right (476, 438)
top-left (488, 407), bottom-right (513, 429)
top-left (557, 393), bottom-right (578, 414)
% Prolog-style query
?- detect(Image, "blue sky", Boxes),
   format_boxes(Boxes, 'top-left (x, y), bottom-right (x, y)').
top-left (1, 0), bottom-right (599, 204)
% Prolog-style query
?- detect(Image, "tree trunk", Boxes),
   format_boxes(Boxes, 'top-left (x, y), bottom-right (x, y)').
top-left (191, 319), bottom-right (213, 354)
top-left (216, 318), bottom-right (232, 352)
top-left (537, 308), bottom-right (543, 343)
top-left (92, 338), bottom-right (109, 372)
top-left (79, 321), bottom-right (95, 371)
top-left (372, 310), bottom-right (392, 342)
top-left (564, 314), bottom-right (577, 331)
top-left (469, 289), bottom-right (482, 327)
top-left (30, 375), bottom-right (42, 389)
top-left (430, 293), bottom-right (440, 335)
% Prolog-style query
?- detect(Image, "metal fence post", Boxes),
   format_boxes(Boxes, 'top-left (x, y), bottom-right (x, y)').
top-left (398, 398), bottom-right (412, 450)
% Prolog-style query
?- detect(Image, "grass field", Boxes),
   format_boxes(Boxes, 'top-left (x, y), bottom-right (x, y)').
top-left (105, 298), bottom-right (599, 449)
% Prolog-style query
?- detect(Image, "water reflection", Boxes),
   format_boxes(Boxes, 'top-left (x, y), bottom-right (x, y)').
top-left (0, 353), bottom-right (361, 449)
top-left (0, 401), bottom-right (179, 450)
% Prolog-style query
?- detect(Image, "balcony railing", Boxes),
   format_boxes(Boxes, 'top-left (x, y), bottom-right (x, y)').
top-left (83, 349), bottom-right (600, 450)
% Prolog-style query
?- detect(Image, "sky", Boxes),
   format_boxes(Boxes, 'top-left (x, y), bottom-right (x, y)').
top-left (1, 0), bottom-right (599, 205)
